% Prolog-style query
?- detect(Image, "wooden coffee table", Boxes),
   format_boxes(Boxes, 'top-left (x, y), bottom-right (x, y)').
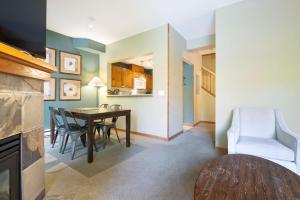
top-left (194, 154), bottom-right (300, 200)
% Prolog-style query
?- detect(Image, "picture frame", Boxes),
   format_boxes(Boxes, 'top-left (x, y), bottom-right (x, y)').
top-left (44, 78), bottom-right (56, 101)
top-left (44, 48), bottom-right (56, 66)
top-left (60, 51), bottom-right (81, 75)
top-left (59, 79), bottom-right (81, 100)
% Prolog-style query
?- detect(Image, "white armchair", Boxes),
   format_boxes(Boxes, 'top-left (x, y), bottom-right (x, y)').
top-left (227, 108), bottom-right (300, 175)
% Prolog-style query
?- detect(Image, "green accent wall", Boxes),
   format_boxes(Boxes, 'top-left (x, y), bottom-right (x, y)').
top-left (44, 30), bottom-right (100, 129)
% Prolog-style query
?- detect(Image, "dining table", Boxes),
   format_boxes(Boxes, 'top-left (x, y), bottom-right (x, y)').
top-left (50, 107), bottom-right (131, 163)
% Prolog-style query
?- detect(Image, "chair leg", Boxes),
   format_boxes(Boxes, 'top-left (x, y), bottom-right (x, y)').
top-left (115, 127), bottom-right (121, 145)
top-left (59, 134), bottom-right (64, 153)
top-left (94, 141), bottom-right (98, 152)
top-left (80, 134), bottom-right (86, 147)
top-left (97, 127), bottom-right (101, 138)
top-left (102, 127), bottom-right (107, 149)
top-left (62, 134), bottom-right (69, 154)
top-left (52, 130), bottom-right (58, 148)
top-left (71, 139), bottom-right (77, 160)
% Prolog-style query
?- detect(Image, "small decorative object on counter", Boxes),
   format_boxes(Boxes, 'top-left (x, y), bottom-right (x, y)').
top-left (107, 89), bottom-right (120, 95)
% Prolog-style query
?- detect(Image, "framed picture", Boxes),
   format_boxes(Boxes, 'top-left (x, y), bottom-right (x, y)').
top-left (44, 78), bottom-right (56, 101)
top-left (60, 51), bottom-right (81, 75)
top-left (59, 79), bottom-right (81, 100)
top-left (44, 48), bottom-right (56, 66)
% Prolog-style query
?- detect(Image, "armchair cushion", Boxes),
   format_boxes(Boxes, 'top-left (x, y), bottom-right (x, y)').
top-left (236, 136), bottom-right (295, 162)
top-left (239, 108), bottom-right (276, 138)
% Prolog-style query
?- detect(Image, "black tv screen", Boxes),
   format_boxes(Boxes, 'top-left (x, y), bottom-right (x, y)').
top-left (0, 0), bottom-right (47, 58)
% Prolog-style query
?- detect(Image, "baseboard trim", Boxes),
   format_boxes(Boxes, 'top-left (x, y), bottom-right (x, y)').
top-left (168, 130), bottom-right (184, 141)
top-left (117, 129), bottom-right (184, 142)
top-left (215, 147), bottom-right (228, 154)
top-left (117, 128), bottom-right (168, 141)
top-left (194, 121), bottom-right (215, 126)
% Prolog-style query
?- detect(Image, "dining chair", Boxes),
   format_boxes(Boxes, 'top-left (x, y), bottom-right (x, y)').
top-left (49, 107), bottom-right (67, 152)
top-left (94, 104), bottom-right (122, 149)
top-left (93, 104), bottom-right (110, 137)
top-left (58, 108), bottom-right (98, 160)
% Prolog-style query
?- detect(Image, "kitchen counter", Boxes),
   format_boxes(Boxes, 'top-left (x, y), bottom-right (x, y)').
top-left (106, 94), bottom-right (153, 97)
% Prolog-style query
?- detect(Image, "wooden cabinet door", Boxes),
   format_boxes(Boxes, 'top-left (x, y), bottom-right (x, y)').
top-left (111, 65), bottom-right (123, 88)
top-left (122, 68), bottom-right (133, 88)
top-left (132, 65), bottom-right (144, 74)
top-left (146, 74), bottom-right (153, 90)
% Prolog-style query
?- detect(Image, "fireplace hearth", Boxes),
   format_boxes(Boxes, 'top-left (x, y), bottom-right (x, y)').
top-left (0, 134), bottom-right (21, 200)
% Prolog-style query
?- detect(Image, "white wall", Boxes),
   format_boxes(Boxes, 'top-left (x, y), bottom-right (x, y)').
top-left (99, 25), bottom-right (169, 138)
top-left (168, 26), bottom-right (186, 136)
top-left (216, 0), bottom-right (300, 148)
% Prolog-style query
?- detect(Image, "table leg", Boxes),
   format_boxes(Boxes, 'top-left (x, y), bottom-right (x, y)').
top-left (50, 113), bottom-right (55, 144)
top-left (126, 112), bottom-right (131, 147)
top-left (87, 118), bottom-right (94, 163)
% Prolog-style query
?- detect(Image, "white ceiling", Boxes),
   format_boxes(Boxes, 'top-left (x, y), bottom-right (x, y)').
top-left (47, 0), bottom-right (243, 44)
top-left (123, 54), bottom-right (153, 69)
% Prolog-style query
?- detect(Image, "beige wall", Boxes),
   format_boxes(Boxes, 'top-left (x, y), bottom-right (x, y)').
top-left (216, 0), bottom-right (300, 148)
top-left (168, 26), bottom-right (186, 136)
top-left (99, 25), bottom-right (169, 138)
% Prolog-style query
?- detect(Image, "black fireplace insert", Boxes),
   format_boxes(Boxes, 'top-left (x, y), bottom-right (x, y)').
top-left (0, 134), bottom-right (21, 200)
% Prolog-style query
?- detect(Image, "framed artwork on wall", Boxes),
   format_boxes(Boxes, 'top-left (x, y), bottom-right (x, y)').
top-left (44, 48), bottom-right (56, 66)
top-left (44, 78), bottom-right (56, 101)
top-left (59, 79), bottom-right (81, 100)
top-left (60, 51), bottom-right (81, 75)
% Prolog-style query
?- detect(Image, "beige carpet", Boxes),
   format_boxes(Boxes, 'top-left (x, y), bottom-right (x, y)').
top-left (45, 123), bottom-right (223, 200)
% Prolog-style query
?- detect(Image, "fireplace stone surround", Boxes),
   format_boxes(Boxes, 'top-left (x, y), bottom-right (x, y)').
top-left (0, 72), bottom-right (45, 200)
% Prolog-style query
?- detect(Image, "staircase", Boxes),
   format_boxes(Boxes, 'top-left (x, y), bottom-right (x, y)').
top-left (201, 67), bottom-right (215, 96)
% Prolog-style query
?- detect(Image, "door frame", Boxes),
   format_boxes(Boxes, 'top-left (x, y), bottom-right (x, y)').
top-left (182, 59), bottom-right (194, 127)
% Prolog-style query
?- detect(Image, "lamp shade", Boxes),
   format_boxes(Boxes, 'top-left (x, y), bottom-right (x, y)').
top-left (88, 77), bottom-right (105, 87)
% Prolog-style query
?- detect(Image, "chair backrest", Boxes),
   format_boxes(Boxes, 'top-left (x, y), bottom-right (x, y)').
top-left (49, 107), bottom-right (63, 127)
top-left (110, 104), bottom-right (122, 123)
top-left (58, 108), bottom-right (72, 132)
top-left (99, 104), bottom-right (109, 109)
top-left (238, 107), bottom-right (276, 138)
top-left (110, 104), bottom-right (122, 110)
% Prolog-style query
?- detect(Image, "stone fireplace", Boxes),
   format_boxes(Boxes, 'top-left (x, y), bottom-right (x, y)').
top-left (0, 73), bottom-right (45, 200)
top-left (0, 43), bottom-right (56, 200)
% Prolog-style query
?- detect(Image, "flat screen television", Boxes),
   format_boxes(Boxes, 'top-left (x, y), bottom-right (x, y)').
top-left (0, 0), bottom-right (47, 58)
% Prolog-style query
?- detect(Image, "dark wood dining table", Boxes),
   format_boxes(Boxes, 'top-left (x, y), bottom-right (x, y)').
top-left (194, 154), bottom-right (300, 200)
top-left (50, 107), bottom-right (131, 163)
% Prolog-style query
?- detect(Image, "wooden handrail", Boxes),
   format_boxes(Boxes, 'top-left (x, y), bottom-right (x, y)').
top-left (201, 67), bottom-right (215, 97)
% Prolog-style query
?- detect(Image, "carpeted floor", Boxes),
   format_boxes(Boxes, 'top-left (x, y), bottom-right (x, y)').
top-left (45, 123), bottom-right (223, 200)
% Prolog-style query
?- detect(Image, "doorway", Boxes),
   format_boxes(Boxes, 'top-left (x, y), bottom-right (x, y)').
top-left (183, 61), bottom-right (194, 129)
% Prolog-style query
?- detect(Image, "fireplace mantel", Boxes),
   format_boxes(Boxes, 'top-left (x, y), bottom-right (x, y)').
top-left (0, 42), bottom-right (56, 80)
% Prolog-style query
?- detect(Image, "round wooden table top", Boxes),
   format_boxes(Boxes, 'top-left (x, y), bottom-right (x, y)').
top-left (194, 154), bottom-right (300, 200)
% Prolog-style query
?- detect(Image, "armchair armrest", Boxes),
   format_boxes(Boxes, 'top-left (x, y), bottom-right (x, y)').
top-left (275, 111), bottom-right (300, 172)
top-left (227, 109), bottom-right (240, 154)
top-left (227, 127), bottom-right (237, 154)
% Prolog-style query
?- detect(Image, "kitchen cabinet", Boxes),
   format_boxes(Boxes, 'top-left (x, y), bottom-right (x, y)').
top-left (111, 65), bottom-right (123, 87)
top-left (146, 74), bottom-right (153, 90)
top-left (131, 64), bottom-right (144, 78)
top-left (111, 65), bottom-right (133, 88)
